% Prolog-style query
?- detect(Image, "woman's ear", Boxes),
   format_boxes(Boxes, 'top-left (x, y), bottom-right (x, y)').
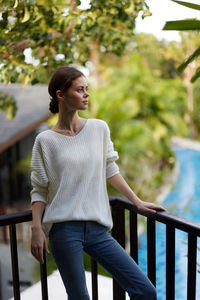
top-left (56, 90), bottom-right (64, 101)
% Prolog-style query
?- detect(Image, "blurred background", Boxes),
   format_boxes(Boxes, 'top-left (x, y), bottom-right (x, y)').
top-left (0, 0), bottom-right (200, 299)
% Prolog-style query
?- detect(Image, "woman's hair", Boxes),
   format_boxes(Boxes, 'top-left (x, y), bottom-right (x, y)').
top-left (48, 66), bottom-right (84, 114)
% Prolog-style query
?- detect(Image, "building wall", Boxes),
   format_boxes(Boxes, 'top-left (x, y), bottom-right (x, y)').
top-left (0, 124), bottom-right (49, 207)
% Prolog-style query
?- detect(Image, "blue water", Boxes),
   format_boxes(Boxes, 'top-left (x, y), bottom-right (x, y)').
top-left (138, 149), bottom-right (200, 300)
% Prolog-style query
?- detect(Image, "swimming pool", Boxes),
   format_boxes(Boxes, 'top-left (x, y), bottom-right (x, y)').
top-left (138, 148), bottom-right (200, 300)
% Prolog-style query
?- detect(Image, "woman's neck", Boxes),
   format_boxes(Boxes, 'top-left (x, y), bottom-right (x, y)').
top-left (53, 111), bottom-right (85, 135)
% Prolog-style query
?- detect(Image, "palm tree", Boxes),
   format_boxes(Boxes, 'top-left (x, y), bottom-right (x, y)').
top-left (163, 0), bottom-right (200, 136)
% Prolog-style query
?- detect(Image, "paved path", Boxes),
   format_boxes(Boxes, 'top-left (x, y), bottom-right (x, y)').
top-left (9, 270), bottom-right (129, 300)
top-left (0, 243), bottom-right (36, 300)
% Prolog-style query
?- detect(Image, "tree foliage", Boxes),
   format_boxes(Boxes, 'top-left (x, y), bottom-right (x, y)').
top-left (128, 33), bottom-right (179, 79)
top-left (0, 0), bottom-right (148, 83)
top-left (0, 0), bottom-right (151, 117)
top-left (163, 0), bottom-right (200, 83)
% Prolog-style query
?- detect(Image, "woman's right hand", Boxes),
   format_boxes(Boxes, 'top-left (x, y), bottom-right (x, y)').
top-left (31, 227), bottom-right (50, 264)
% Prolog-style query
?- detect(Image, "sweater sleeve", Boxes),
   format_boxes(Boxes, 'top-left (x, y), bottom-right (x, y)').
top-left (30, 137), bottom-right (49, 205)
top-left (105, 123), bottom-right (120, 179)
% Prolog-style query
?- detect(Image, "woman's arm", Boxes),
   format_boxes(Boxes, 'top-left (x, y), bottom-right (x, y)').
top-left (107, 173), bottom-right (167, 214)
top-left (31, 201), bottom-right (49, 264)
top-left (32, 201), bottom-right (45, 229)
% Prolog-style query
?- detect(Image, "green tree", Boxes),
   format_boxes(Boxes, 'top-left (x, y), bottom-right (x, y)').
top-left (0, 0), bottom-right (151, 117)
top-left (128, 32), bottom-right (178, 79)
top-left (128, 33), bottom-right (166, 78)
top-left (163, 31), bottom-right (200, 136)
top-left (163, 0), bottom-right (200, 83)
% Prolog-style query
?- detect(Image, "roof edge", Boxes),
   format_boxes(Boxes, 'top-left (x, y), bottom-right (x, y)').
top-left (0, 113), bottom-right (52, 153)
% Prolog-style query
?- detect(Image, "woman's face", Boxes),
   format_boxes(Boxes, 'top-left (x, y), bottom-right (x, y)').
top-left (59, 76), bottom-right (89, 111)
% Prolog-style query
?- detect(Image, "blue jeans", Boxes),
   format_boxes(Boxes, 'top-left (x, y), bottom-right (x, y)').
top-left (49, 220), bottom-right (156, 300)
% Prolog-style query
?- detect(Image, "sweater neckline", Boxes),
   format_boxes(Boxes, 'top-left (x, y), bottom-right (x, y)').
top-left (48, 119), bottom-right (89, 138)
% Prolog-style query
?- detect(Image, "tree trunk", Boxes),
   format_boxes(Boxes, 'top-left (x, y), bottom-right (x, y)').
top-left (182, 64), bottom-right (196, 137)
top-left (89, 39), bottom-right (100, 115)
top-left (187, 84), bottom-right (195, 137)
top-left (64, 0), bottom-right (77, 40)
top-left (90, 39), bottom-right (99, 89)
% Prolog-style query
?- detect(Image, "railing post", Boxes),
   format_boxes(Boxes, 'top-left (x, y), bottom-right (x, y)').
top-left (0, 261), bottom-right (2, 300)
top-left (9, 224), bottom-right (20, 300)
top-left (187, 233), bottom-right (197, 300)
top-left (130, 211), bottom-right (138, 263)
top-left (91, 258), bottom-right (98, 300)
top-left (147, 218), bottom-right (156, 286)
top-left (40, 250), bottom-right (48, 300)
top-left (112, 204), bottom-right (126, 300)
top-left (166, 225), bottom-right (175, 300)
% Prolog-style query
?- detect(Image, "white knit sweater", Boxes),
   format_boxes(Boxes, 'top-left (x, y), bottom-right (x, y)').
top-left (30, 118), bottom-right (120, 236)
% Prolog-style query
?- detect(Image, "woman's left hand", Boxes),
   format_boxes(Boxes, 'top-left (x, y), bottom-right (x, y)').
top-left (136, 200), bottom-right (167, 214)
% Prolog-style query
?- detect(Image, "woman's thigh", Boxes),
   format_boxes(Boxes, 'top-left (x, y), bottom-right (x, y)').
top-left (84, 230), bottom-right (156, 300)
top-left (49, 222), bottom-right (90, 300)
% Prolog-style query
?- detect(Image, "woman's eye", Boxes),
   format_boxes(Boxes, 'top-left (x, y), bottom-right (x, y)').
top-left (77, 88), bottom-right (88, 93)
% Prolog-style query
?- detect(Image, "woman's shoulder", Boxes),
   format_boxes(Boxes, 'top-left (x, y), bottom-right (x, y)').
top-left (88, 118), bottom-right (109, 129)
top-left (34, 129), bottom-right (53, 144)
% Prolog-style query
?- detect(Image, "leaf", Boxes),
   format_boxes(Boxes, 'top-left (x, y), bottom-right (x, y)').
top-left (13, 0), bottom-right (18, 9)
top-left (23, 74), bottom-right (30, 86)
top-left (163, 19), bottom-right (200, 31)
top-left (171, 0), bottom-right (200, 11)
top-left (21, 7), bottom-right (30, 23)
top-left (31, 76), bottom-right (39, 85)
top-left (0, 91), bottom-right (17, 119)
top-left (191, 67), bottom-right (200, 82)
top-left (177, 47), bottom-right (200, 73)
top-left (31, 6), bottom-right (42, 23)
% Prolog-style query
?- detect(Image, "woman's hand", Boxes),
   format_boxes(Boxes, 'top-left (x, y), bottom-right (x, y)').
top-left (31, 227), bottom-right (49, 264)
top-left (135, 199), bottom-right (167, 214)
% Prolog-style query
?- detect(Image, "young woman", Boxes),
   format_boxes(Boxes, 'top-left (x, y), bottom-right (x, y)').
top-left (30, 66), bottom-right (166, 300)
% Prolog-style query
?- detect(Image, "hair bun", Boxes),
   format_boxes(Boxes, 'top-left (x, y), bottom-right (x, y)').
top-left (49, 97), bottom-right (59, 114)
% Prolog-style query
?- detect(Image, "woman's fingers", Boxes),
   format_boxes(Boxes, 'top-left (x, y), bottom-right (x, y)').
top-left (138, 201), bottom-right (167, 214)
top-left (143, 207), bottom-right (157, 214)
top-left (156, 206), bottom-right (167, 212)
top-left (31, 245), bottom-right (44, 264)
top-left (145, 202), bottom-right (167, 211)
top-left (152, 204), bottom-right (167, 212)
top-left (31, 228), bottom-right (50, 264)
top-left (31, 242), bottom-right (49, 264)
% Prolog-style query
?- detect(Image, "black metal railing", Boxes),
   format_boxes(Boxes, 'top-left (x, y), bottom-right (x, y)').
top-left (108, 196), bottom-right (200, 300)
top-left (0, 195), bottom-right (200, 300)
top-left (0, 210), bottom-right (48, 300)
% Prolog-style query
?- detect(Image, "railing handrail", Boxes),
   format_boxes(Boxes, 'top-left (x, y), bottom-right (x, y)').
top-left (0, 210), bottom-right (32, 227)
top-left (109, 196), bottom-right (200, 236)
top-left (1, 197), bottom-right (200, 235)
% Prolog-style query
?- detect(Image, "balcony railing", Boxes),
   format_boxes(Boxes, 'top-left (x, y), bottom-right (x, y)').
top-left (0, 195), bottom-right (200, 300)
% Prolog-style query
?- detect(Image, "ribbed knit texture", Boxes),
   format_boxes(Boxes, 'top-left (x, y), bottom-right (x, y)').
top-left (30, 118), bottom-right (119, 236)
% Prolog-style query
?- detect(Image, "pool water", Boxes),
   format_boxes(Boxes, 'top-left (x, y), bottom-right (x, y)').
top-left (138, 149), bottom-right (200, 300)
